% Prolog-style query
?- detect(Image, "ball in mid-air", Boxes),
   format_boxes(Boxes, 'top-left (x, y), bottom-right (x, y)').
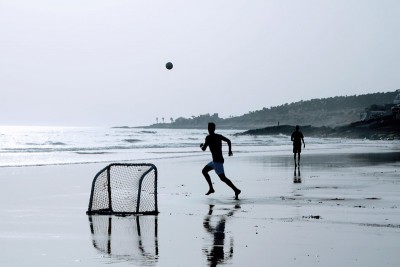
top-left (166, 62), bottom-right (173, 70)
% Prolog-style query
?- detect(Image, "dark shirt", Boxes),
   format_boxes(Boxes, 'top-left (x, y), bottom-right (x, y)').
top-left (291, 131), bottom-right (304, 146)
top-left (204, 133), bottom-right (229, 163)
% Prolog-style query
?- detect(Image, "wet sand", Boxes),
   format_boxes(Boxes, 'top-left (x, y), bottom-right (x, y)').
top-left (0, 147), bottom-right (399, 266)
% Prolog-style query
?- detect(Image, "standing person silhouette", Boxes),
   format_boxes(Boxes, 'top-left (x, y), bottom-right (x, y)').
top-left (291, 125), bottom-right (305, 167)
top-left (200, 122), bottom-right (241, 200)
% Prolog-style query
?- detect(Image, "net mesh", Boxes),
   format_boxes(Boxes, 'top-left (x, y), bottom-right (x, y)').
top-left (87, 163), bottom-right (158, 215)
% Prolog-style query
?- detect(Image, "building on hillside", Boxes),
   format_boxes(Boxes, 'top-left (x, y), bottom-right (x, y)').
top-left (392, 105), bottom-right (400, 120)
top-left (394, 90), bottom-right (400, 105)
top-left (360, 90), bottom-right (400, 121)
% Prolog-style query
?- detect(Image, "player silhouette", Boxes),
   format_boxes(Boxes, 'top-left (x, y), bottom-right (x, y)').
top-left (200, 123), bottom-right (241, 200)
top-left (291, 125), bottom-right (305, 168)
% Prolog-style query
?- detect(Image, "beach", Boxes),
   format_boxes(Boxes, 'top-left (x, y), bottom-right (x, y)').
top-left (2, 1), bottom-right (400, 265)
top-left (0, 142), bottom-right (399, 267)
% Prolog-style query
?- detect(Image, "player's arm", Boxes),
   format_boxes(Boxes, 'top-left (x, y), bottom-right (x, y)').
top-left (301, 133), bottom-right (305, 148)
top-left (200, 138), bottom-right (208, 151)
top-left (221, 135), bottom-right (233, 156)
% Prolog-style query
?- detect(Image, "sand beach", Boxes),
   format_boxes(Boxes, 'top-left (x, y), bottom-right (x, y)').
top-left (0, 142), bottom-right (399, 267)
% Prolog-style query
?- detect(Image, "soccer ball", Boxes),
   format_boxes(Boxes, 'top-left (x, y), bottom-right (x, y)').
top-left (166, 62), bottom-right (173, 70)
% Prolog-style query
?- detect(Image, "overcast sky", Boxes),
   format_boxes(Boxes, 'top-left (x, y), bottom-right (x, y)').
top-left (1, 0), bottom-right (399, 127)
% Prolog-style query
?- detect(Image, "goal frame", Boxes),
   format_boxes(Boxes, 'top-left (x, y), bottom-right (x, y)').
top-left (86, 163), bottom-right (159, 215)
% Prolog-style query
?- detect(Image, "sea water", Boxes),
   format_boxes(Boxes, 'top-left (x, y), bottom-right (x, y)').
top-left (0, 126), bottom-right (398, 167)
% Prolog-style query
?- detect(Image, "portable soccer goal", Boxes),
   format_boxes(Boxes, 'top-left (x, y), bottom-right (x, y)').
top-left (86, 163), bottom-right (158, 215)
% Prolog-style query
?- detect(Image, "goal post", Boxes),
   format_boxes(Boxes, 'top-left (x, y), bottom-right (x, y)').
top-left (86, 163), bottom-right (158, 215)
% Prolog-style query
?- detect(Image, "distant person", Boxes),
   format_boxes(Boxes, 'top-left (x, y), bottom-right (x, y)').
top-left (200, 122), bottom-right (241, 200)
top-left (291, 125), bottom-right (305, 167)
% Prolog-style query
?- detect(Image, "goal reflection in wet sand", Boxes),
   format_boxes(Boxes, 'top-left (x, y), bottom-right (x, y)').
top-left (88, 215), bottom-right (159, 265)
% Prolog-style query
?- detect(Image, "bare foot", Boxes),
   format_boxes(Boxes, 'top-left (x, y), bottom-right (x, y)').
top-left (235, 189), bottom-right (241, 200)
top-left (205, 189), bottom-right (215, 195)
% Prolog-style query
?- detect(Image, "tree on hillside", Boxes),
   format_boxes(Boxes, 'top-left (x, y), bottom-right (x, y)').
top-left (148, 91), bottom-right (398, 129)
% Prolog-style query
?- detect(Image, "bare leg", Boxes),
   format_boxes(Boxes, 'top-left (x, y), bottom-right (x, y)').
top-left (298, 152), bottom-right (301, 166)
top-left (218, 174), bottom-right (241, 200)
top-left (202, 165), bottom-right (215, 195)
top-left (294, 153), bottom-right (297, 167)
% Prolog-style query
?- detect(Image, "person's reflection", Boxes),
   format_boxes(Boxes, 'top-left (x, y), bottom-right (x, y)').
top-left (203, 204), bottom-right (240, 267)
top-left (293, 166), bottom-right (301, 183)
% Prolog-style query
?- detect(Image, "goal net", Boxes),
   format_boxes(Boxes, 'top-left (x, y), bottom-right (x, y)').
top-left (86, 163), bottom-right (158, 215)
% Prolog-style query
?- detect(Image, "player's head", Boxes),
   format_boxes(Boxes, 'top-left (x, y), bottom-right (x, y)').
top-left (208, 122), bottom-right (216, 133)
top-left (295, 125), bottom-right (300, 131)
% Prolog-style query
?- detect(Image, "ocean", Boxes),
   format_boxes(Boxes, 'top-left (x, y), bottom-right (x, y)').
top-left (0, 126), bottom-right (398, 167)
